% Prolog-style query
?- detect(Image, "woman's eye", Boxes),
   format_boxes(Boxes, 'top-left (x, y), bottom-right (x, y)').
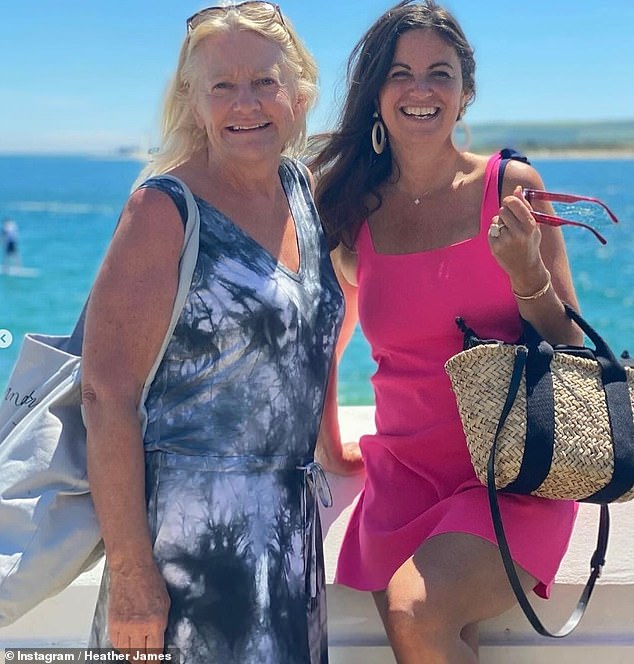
top-left (431, 70), bottom-right (452, 79)
top-left (390, 70), bottom-right (410, 79)
top-left (212, 81), bottom-right (232, 91)
top-left (256, 77), bottom-right (276, 87)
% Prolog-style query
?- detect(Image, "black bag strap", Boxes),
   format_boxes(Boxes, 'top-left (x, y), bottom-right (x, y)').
top-left (497, 148), bottom-right (530, 202)
top-left (487, 345), bottom-right (610, 638)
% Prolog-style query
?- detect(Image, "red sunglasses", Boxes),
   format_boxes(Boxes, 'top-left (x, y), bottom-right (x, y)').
top-left (523, 189), bottom-right (619, 245)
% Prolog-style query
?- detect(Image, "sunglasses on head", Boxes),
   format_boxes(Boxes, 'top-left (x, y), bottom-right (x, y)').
top-left (523, 188), bottom-right (619, 245)
top-left (186, 1), bottom-right (286, 32)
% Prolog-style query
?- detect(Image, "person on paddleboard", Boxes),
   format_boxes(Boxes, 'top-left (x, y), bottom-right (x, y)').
top-left (2, 217), bottom-right (21, 271)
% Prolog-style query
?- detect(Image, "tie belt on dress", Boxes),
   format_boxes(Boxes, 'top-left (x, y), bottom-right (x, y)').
top-left (297, 461), bottom-right (333, 599)
top-left (147, 451), bottom-right (323, 473)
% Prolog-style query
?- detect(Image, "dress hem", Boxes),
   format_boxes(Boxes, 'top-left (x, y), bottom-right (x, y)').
top-left (335, 528), bottom-right (561, 599)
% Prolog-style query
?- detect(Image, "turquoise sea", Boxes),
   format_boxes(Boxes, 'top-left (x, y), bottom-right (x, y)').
top-left (1, 154), bottom-right (633, 405)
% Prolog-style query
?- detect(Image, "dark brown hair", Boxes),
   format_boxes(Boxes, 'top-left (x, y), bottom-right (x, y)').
top-left (310, 0), bottom-right (475, 248)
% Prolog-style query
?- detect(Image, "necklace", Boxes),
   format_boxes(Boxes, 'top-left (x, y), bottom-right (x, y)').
top-left (410, 185), bottom-right (448, 206)
top-left (394, 175), bottom-right (458, 206)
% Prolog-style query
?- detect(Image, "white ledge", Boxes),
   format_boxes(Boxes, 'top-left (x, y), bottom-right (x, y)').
top-left (1, 406), bottom-right (633, 663)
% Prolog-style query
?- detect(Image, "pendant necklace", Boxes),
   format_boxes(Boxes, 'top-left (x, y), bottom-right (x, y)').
top-left (400, 175), bottom-right (457, 206)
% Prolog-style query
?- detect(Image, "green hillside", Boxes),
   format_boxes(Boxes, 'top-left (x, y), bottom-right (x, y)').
top-left (470, 119), bottom-right (634, 153)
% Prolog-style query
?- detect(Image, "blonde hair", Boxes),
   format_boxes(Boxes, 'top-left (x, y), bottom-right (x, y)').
top-left (134, 4), bottom-right (318, 187)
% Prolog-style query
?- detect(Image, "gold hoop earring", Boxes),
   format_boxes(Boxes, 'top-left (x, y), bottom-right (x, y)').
top-left (451, 119), bottom-right (471, 152)
top-left (371, 112), bottom-right (387, 155)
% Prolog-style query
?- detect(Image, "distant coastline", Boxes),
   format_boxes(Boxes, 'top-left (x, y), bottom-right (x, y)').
top-left (477, 147), bottom-right (634, 160)
top-left (2, 115), bottom-right (634, 162)
top-left (525, 150), bottom-right (634, 160)
top-left (468, 118), bottom-right (634, 160)
top-left (3, 147), bottom-right (634, 162)
top-left (123, 143), bottom-right (634, 161)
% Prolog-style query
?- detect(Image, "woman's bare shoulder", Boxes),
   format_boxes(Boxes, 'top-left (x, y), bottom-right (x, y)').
top-left (461, 152), bottom-right (492, 178)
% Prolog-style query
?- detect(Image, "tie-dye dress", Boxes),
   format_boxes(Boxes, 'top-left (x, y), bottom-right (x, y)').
top-left (89, 158), bottom-right (343, 664)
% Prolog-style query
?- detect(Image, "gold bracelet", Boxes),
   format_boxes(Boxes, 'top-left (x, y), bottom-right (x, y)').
top-left (513, 270), bottom-right (552, 300)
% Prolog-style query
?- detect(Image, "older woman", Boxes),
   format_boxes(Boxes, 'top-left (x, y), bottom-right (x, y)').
top-left (312, 1), bottom-right (582, 662)
top-left (82, 3), bottom-right (349, 662)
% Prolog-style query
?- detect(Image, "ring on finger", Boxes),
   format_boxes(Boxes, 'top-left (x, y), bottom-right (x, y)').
top-left (489, 221), bottom-right (505, 238)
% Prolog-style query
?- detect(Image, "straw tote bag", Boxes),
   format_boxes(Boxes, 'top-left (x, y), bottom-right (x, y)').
top-left (0, 176), bottom-right (199, 627)
top-left (445, 304), bottom-right (634, 637)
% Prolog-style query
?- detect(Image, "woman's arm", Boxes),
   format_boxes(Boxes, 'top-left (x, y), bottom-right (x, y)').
top-left (315, 245), bottom-right (364, 475)
top-left (82, 187), bottom-right (184, 651)
top-left (491, 160), bottom-right (583, 346)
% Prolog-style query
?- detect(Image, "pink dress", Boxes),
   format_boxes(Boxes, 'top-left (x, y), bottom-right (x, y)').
top-left (336, 152), bottom-right (577, 598)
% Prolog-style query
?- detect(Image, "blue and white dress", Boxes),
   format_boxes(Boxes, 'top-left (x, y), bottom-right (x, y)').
top-left (90, 158), bottom-right (343, 664)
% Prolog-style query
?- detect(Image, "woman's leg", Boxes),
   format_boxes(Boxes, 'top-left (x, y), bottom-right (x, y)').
top-left (373, 532), bottom-right (537, 664)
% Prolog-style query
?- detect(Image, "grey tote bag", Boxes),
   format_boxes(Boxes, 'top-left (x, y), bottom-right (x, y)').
top-left (0, 176), bottom-right (199, 626)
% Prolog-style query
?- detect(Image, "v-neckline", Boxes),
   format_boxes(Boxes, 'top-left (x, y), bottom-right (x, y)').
top-left (194, 162), bottom-right (304, 281)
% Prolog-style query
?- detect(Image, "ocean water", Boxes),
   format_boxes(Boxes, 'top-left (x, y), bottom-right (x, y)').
top-left (1, 155), bottom-right (633, 405)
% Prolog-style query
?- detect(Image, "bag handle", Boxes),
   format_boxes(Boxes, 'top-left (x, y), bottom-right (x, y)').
top-left (487, 346), bottom-right (610, 638)
top-left (136, 175), bottom-right (200, 397)
top-left (78, 175), bottom-right (200, 435)
top-left (497, 148), bottom-right (530, 202)
top-left (562, 303), bottom-right (622, 367)
top-left (65, 175), bottom-right (195, 357)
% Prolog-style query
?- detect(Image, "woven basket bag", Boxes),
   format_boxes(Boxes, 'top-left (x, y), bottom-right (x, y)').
top-left (446, 342), bottom-right (634, 501)
top-left (444, 304), bottom-right (634, 638)
top-left (445, 305), bottom-right (634, 503)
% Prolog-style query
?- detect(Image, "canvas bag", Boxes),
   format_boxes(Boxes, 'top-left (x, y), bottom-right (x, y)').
top-left (0, 176), bottom-right (200, 627)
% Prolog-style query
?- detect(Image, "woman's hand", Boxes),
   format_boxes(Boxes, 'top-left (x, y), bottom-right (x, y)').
top-left (316, 439), bottom-right (364, 476)
top-left (108, 559), bottom-right (171, 653)
top-left (488, 185), bottom-right (551, 296)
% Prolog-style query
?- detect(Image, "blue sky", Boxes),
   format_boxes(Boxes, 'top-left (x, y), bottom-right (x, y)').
top-left (2, 1), bottom-right (633, 154)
